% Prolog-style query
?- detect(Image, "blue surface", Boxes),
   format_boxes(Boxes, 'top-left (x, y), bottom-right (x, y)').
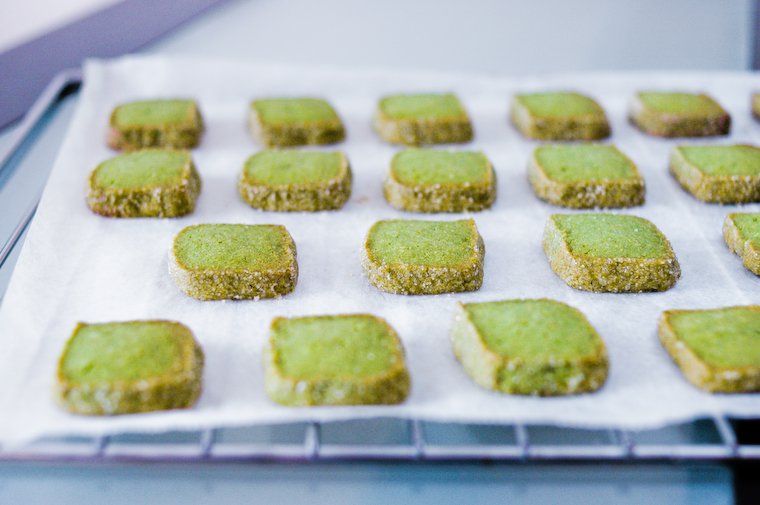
top-left (0, 462), bottom-right (734, 504)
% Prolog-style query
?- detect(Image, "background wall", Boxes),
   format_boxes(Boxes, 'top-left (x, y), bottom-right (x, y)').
top-left (150, 0), bottom-right (755, 72)
top-left (1, 0), bottom-right (753, 72)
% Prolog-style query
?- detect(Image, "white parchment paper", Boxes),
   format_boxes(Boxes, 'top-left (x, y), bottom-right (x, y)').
top-left (0, 57), bottom-right (758, 444)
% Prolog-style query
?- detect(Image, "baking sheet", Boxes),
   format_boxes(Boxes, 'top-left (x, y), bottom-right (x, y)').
top-left (0, 57), bottom-right (758, 445)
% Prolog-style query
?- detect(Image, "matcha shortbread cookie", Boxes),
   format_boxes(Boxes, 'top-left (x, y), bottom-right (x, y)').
top-left (264, 314), bottom-right (410, 406)
top-left (108, 99), bottom-right (204, 150)
top-left (753, 93), bottom-right (760, 121)
top-left (362, 219), bottom-right (485, 294)
top-left (528, 144), bottom-right (645, 208)
top-left (543, 213), bottom-right (680, 292)
top-left (57, 320), bottom-right (204, 415)
top-left (249, 98), bottom-right (345, 147)
top-left (239, 150), bottom-right (352, 211)
top-left (669, 145), bottom-right (760, 204)
top-left (511, 92), bottom-right (611, 141)
top-left (384, 149), bottom-right (496, 212)
top-left (629, 92), bottom-right (730, 137)
top-left (374, 93), bottom-right (473, 145)
top-left (87, 149), bottom-right (201, 218)
top-left (724, 213), bottom-right (760, 275)
top-left (169, 223), bottom-right (298, 300)
top-left (451, 299), bottom-right (608, 396)
top-left (659, 306), bottom-right (760, 393)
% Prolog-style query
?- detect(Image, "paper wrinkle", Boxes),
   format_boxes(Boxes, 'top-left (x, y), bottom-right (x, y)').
top-left (0, 56), bottom-right (758, 444)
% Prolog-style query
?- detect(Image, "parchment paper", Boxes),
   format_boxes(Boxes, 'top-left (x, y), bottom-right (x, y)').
top-left (0, 57), bottom-right (758, 445)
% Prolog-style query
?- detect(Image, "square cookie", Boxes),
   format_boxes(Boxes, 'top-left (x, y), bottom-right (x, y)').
top-left (264, 314), bottom-right (410, 406)
top-left (169, 224), bottom-right (298, 300)
top-left (248, 98), bottom-right (345, 147)
top-left (374, 93), bottom-right (473, 145)
top-left (724, 213), bottom-right (760, 275)
top-left (628, 92), bottom-right (730, 137)
top-left (510, 92), bottom-right (610, 141)
top-left (108, 99), bottom-right (203, 150)
top-left (87, 149), bottom-right (201, 218)
top-left (669, 145), bottom-right (760, 204)
top-left (57, 320), bottom-right (204, 415)
top-left (384, 149), bottom-right (496, 212)
top-left (239, 150), bottom-right (351, 211)
top-left (543, 213), bottom-right (680, 292)
top-left (659, 306), bottom-right (760, 393)
top-left (451, 299), bottom-right (608, 396)
top-left (528, 144), bottom-right (644, 209)
top-left (362, 219), bottom-right (485, 294)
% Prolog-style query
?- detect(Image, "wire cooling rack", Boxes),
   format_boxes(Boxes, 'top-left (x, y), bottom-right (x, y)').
top-left (1, 417), bottom-right (759, 462)
top-left (0, 70), bottom-right (758, 463)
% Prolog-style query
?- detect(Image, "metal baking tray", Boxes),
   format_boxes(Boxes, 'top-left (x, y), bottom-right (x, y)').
top-left (0, 70), bottom-right (757, 463)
